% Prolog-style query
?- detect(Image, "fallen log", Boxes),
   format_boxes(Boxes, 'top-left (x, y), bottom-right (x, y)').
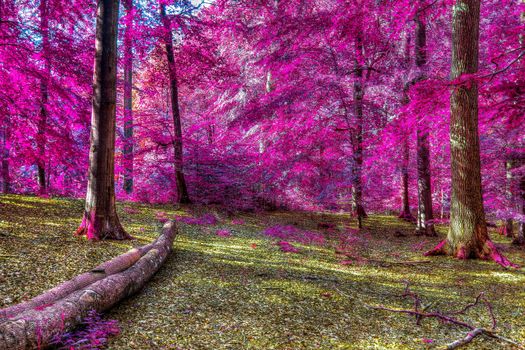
top-left (0, 220), bottom-right (177, 350)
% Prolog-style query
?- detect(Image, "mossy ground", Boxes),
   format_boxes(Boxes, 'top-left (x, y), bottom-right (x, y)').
top-left (1, 194), bottom-right (524, 349)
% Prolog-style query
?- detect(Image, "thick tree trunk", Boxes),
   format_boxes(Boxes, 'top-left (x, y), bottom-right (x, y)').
top-left (76, 0), bottom-right (131, 240)
top-left (0, 221), bottom-right (177, 350)
top-left (352, 32), bottom-right (367, 228)
top-left (414, 5), bottom-right (436, 236)
top-left (122, 0), bottom-right (134, 195)
top-left (160, 4), bottom-right (191, 205)
top-left (37, 0), bottom-right (50, 195)
top-left (426, 0), bottom-right (516, 268)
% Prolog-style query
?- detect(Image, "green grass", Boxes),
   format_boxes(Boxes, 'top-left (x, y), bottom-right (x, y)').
top-left (1, 194), bottom-right (524, 349)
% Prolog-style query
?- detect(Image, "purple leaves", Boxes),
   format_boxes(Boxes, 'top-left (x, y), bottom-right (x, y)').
top-left (175, 213), bottom-right (218, 225)
top-left (276, 240), bottom-right (300, 253)
top-left (262, 225), bottom-right (325, 246)
top-left (51, 310), bottom-right (119, 350)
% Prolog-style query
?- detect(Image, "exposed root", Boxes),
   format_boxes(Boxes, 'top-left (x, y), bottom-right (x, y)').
top-left (423, 239), bottom-right (447, 256)
top-left (484, 240), bottom-right (520, 269)
top-left (424, 239), bottom-right (519, 269)
top-left (398, 212), bottom-right (416, 223)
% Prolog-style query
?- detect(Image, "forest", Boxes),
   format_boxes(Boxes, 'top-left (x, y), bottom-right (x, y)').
top-left (0, 0), bottom-right (524, 349)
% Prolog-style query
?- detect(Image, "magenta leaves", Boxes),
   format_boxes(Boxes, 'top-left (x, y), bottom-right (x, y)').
top-left (175, 213), bottom-right (218, 226)
top-left (51, 310), bottom-right (120, 350)
top-left (262, 225), bottom-right (325, 246)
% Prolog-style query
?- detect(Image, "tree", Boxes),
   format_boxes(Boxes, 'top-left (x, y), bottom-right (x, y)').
top-left (351, 7), bottom-right (368, 229)
top-left (76, 0), bottom-right (131, 240)
top-left (414, 3), bottom-right (436, 236)
top-left (425, 0), bottom-right (515, 267)
top-left (122, 0), bottom-right (134, 195)
top-left (160, 2), bottom-right (191, 204)
top-left (36, 0), bottom-right (51, 195)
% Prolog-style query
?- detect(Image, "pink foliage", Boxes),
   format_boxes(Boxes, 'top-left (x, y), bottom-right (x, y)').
top-left (51, 310), bottom-right (119, 350)
top-left (175, 213), bottom-right (218, 225)
top-left (216, 229), bottom-right (232, 237)
top-left (276, 241), bottom-right (300, 253)
top-left (263, 225), bottom-right (325, 245)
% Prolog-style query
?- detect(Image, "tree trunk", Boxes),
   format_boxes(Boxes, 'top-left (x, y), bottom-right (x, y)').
top-left (76, 0), bottom-right (131, 240)
top-left (512, 162), bottom-right (525, 245)
top-left (499, 160), bottom-right (514, 237)
top-left (0, 221), bottom-right (177, 350)
top-left (122, 0), bottom-right (134, 195)
top-left (352, 31), bottom-right (367, 228)
top-left (399, 139), bottom-right (414, 221)
top-left (0, 125), bottom-right (9, 194)
top-left (37, 0), bottom-right (50, 195)
top-left (426, 0), bottom-right (516, 268)
top-left (414, 4), bottom-right (436, 236)
top-left (160, 3), bottom-right (191, 204)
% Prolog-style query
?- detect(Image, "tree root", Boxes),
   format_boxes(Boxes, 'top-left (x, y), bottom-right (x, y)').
top-left (424, 239), bottom-right (519, 269)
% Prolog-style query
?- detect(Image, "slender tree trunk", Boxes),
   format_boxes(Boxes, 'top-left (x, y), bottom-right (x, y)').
top-left (414, 5), bottom-right (436, 236)
top-left (426, 0), bottom-right (515, 267)
top-left (0, 125), bottom-right (9, 194)
top-left (512, 159), bottom-right (525, 245)
top-left (160, 3), bottom-right (191, 204)
top-left (500, 160), bottom-right (514, 237)
top-left (122, 0), bottom-right (134, 195)
top-left (398, 139), bottom-right (414, 220)
top-left (76, 0), bottom-right (131, 240)
top-left (352, 31), bottom-right (367, 228)
top-left (513, 0), bottom-right (525, 245)
top-left (37, 0), bottom-right (50, 195)
top-left (398, 34), bottom-right (414, 222)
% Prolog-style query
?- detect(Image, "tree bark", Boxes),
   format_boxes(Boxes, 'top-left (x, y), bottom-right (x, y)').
top-left (399, 138), bottom-right (414, 221)
top-left (160, 3), bottom-right (191, 204)
top-left (76, 0), bottom-right (131, 240)
top-left (500, 160), bottom-right (514, 237)
top-left (426, 0), bottom-right (516, 268)
top-left (0, 125), bottom-right (9, 194)
top-left (512, 160), bottom-right (525, 245)
top-left (414, 4), bottom-right (436, 236)
top-left (0, 221), bottom-right (177, 350)
top-left (122, 0), bottom-right (134, 195)
top-left (36, 0), bottom-right (50, 195)
top-left (352, 30), bottom-right (367, 228)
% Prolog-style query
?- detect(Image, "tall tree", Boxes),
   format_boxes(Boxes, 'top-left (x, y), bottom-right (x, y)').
top-left (351, 16), bottom-right (367, 229)
top-left (37, 0), bottom-right (50, 195)
top-left (426, 0), bottom-right (515, 267)
top-left (414, 3), bottom-right (436, 236)
top-left (76, 0), bottom-right (131, 240)
top-left (122, 0), bottom-right (134, 194)
top-left (398, 34), bottom-right (414, 221)
top-left (0, 125), bottom-right (9, 194)
top-left (160, 2), bottom-right (191, 204)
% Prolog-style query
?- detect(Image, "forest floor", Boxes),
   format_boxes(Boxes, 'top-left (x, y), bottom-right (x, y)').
top-left (1, 194), bottom-right (524, 349)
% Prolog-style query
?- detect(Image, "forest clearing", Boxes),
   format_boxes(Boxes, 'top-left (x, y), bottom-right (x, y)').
top-left (1, 195), bottom-right (525, 349)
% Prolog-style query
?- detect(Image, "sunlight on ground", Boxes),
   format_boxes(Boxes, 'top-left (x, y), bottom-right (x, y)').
top-left (1, 194), bottom-right (524, 349)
